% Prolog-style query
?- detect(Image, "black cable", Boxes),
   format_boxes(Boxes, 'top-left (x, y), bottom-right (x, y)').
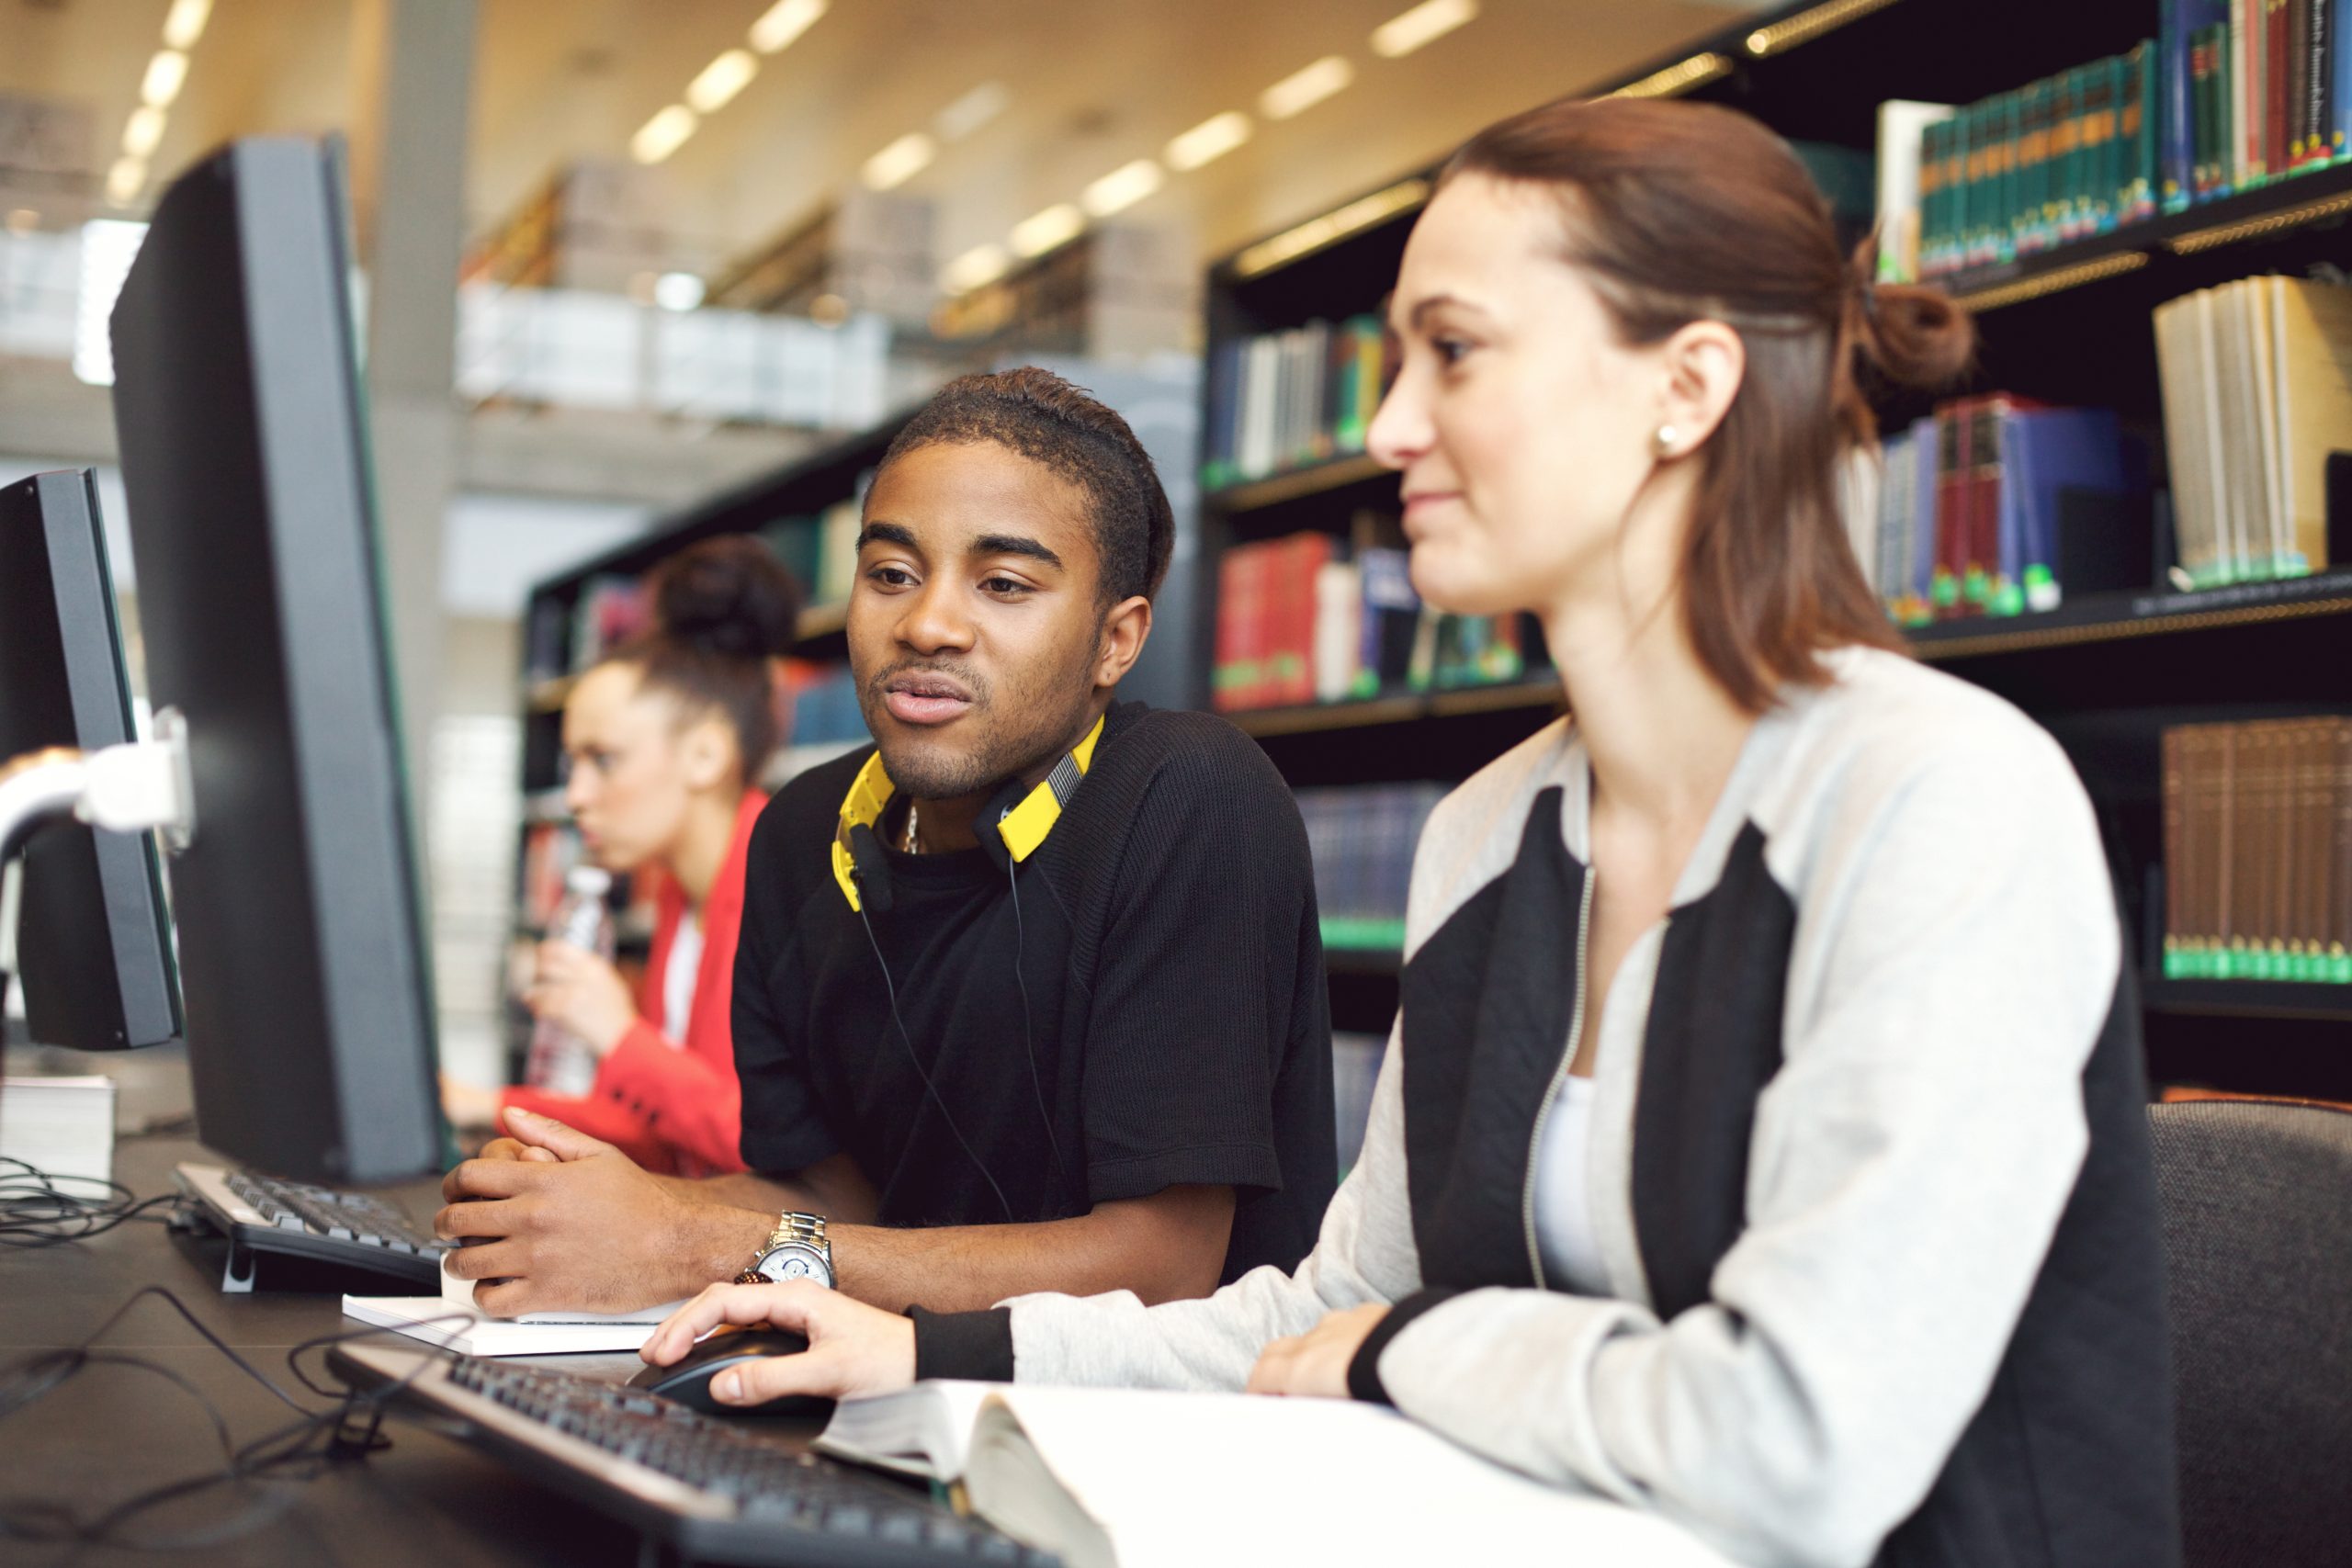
top-left (1004, 856), bottom-right (1066, 1185)
top-left (0, 1284), bottom-right (470, 1553)
top-left (0, 1156), bottom-right (183, 1248)
top-left (856, 903), bottom-right (1014, 1222)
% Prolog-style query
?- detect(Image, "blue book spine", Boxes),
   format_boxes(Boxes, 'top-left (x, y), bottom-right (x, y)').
top-left (2335, 0), bottom-right (2352, 160)
top-left (2163, 0), bottom-right (2232, 209)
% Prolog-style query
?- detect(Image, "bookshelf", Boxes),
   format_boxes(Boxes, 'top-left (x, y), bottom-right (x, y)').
top-left (1193, 0), bottom-right (2352, 1100)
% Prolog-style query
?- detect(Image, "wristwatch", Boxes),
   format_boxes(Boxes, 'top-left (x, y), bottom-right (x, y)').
top-left (735, 1212), bottom-right (834, 1289)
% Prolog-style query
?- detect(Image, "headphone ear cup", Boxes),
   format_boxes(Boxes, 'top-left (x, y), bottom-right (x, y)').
top-left (972, 777), bottom-right (1027, 874)
top-left (847, 822), bottom-right (894, 915)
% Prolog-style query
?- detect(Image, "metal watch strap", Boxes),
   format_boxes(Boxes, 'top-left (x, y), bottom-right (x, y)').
top-left (733, 1211), bottom-right (829, 1285)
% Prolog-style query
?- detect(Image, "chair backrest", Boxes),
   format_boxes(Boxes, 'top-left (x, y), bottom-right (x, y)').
top-left (2147, 1100), bottom-right (2352, 1568)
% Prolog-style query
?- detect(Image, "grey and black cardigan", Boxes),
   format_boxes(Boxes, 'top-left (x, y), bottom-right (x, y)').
top-left (921, 647), bottom-right (2179, 1568)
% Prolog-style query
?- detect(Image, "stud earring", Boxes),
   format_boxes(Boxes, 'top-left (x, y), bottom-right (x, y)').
top-left (1652, 424), bottom-right (1680, 458)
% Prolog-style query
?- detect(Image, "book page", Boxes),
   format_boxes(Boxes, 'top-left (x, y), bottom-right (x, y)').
top-left (970, 1388), bottom-right (1738, 1568)
top-left (812, 1380), bottom-right (1001, 1481)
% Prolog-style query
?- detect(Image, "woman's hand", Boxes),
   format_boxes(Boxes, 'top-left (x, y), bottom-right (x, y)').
top-left (640, 1281), bottom-right (918, 1406)
top-left (439, 1074), bottom-right (505, 1133)
top-left (526, 942), bottom-right (638, 1056)
top-left (1245, 1303), bottom-right (1390, 1398)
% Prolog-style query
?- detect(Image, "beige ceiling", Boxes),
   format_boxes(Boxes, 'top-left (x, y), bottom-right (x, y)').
top-left (4, 0), bottom-right (1770, 275)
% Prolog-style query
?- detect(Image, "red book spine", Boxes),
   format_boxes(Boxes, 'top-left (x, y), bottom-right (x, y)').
top-left (1933, 399), bottom-right (1973, 620)
top-left (1287, 534), bottom-right (1332, 706)
top-left (2271, 0), bottom-right (2292, 175)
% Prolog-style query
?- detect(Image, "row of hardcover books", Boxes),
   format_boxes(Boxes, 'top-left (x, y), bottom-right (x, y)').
top-left (2171, 0), bottom-right (2352, 207)
top-left (1200, 317), bottom-right (1389, 491)
top-left (2161, 716), bottom-right (2352, 982)
top-left (1913, 45), bottom-right (2160, 279)
top-left (1874, 396), bottom-right (2136, 626)
top-left (2154, 275), bottom-right (2352, 587)
top-left (1296, 783), bottom-right (1447, 954)
top-left (1211, 532), bottom-right (1536, 712)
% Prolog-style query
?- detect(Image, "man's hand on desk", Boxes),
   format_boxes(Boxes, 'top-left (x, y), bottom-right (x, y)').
top-left (435, 1107), bottom-right (773, 1316)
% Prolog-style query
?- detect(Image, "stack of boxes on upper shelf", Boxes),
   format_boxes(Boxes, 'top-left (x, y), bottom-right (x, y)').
top-left (1211, 528), bottom-right (1537, 713)
top-left (1886, 4), bottom-right (2352, 288)
top-left (2162, 716), bottom-right (2352, 984)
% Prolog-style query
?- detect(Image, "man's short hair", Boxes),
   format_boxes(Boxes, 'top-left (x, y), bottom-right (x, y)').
top-left (877, 367), bottom-right (1176, 604)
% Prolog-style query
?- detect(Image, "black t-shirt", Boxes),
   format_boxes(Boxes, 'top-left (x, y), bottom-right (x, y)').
top-left (732, 701), bottom-right (1337, 1281)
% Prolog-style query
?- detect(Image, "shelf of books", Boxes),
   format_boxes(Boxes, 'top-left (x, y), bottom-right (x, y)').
top-left (1193, 0), bottom-right (2352, 1096)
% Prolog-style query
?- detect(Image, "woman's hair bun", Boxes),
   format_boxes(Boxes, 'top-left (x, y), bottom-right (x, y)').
top-left (1847, 235), bottom-right (1976, 392)
top-left (647, 536), bottom-right (803, 661)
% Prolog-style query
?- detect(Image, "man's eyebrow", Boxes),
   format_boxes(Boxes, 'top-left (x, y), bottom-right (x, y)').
top-left (973, 533), bottom-right (1064, 570)
top-left (856, 521), bottom-right (918, 550)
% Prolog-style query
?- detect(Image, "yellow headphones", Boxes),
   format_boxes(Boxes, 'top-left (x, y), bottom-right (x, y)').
top-left (833, 713), bottom-right (1105, 913)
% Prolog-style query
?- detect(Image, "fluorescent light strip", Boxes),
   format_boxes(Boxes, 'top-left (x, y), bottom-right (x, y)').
top-left (162, 0), bottom-right (212, 51)
top-left (630, 105), bottom-right (698, 165)
top-left (935, 81), bottom-right (1010, 143)
top-left (1743, 0), bottom-right (1904, 59)
top-left (1082, 159), bottom-right (1164, 218)
top-left (686, 49), bottom-right (758, 114)
top-left (749, 0), bottom-right (827, 54)
top-left (1371, 0), bottom-right (1477, 59)
top-left (1260, 56), bottom-right (1354, 120)
top-left (1011, 202), bottom-right (1084, 258)
top-left (104, 157), bottom-right (147, 207)
top-left (1605, 51), bottom-right (1734, 100)
top-left (862, 132), bottom-right (936, 191)
top-left (942, 243), bottom-right (1009, 295)
top-left (141, 50), bottom-right (188, 108)
top-left (122, 106), bottom-right (166, 159)
top-left (1165, 110), bottom-right (1251, 171)
top-left (1234, 177), bottom-right (1430, 279)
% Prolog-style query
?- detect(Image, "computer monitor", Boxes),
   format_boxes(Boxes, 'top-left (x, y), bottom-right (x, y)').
top-left (106, 137), bottom-right (440, 1185)
top-left (0, 469), bottom-right (182, 1052)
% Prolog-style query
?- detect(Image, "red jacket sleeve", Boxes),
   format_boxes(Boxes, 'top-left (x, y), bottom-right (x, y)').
top-left (593, 1018), bottom-right (748, 1174)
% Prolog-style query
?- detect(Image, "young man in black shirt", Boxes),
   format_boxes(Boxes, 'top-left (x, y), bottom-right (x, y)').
top-left (438, 369), bottom-right (1336, 1315)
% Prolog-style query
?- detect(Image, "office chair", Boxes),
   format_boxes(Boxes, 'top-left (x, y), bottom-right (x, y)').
top-left (2147, 1099), bottom-right (2352, 1568)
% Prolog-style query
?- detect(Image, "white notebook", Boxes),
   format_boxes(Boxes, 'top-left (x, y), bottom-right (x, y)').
top-left (814, 1382), bottom-right (1737, 1568)
top-left (339, 1256), bottom-right (690, 1357)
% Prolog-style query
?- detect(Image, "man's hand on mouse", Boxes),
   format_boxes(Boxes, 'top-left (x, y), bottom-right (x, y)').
top-left (435, 1107), bottom-right (771, 1316)
top-left (641, 1280), bottom-right (916, 1406)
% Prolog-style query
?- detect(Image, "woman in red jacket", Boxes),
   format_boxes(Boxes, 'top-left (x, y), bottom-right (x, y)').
top-left (447, 536), bottom-right (799, 1175)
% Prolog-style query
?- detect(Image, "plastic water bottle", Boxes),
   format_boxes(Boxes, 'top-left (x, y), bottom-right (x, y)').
top-left (523, 865), bottom-right (615, 1097)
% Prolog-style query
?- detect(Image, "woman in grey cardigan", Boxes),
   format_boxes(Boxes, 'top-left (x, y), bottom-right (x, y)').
top-left (643, 96), bottom-right (2178, 1568)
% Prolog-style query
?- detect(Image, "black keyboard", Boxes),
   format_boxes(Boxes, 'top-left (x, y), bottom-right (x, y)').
top-left (329, 1343), bottom-right (1058, 1567)
top-left (174, 1161), bottom-right (448, 1291)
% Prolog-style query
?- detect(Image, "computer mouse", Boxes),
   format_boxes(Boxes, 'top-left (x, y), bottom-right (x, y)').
top-left (626, 1325), bottom-right (833, 1418)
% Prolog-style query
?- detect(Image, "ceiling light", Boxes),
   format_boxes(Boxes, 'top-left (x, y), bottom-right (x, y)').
top-left (103, 157), bottom-right (147, 207)
top-left (685, 49), bottom-right (758, 114)
top-left (162, 0), bottom-right (211, 51)
top-left (941, 243), bottom-right (1008, 295)
top-left (1606, 51), bottom-right (1734, 100)
top-left (121, 107), bottom-right (166, 159)
top-left (935, 81), bottom-right (1010, 143)
top-left (1011, 203), bottom-right (1083, 258)
top-left (1164, 110), bottom-right (1251, 171)
top-left (630, 105), bottom-right (697, 164)
top-left (653, 272), bottom-right (705, 311)
top-left (1371, 0), bottom-right (1477, 58)
top-left (1081, 159), bottom-right (1164, 218)
top-left (749, 0), bottom-right (827, 54)
top-left (1260, 56), bottom-right (1354, 121)
top-left (862, 131), bottom-right (935, 191)
top-left (141, 51), bottom-right (189, 108)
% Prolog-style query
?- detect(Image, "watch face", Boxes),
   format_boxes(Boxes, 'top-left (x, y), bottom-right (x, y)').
top-left (757, 1242), bottom-right (830, 1286)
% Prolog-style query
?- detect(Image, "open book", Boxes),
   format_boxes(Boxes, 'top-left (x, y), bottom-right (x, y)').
top-left (815, 1382), bottom-right (1737, 1568)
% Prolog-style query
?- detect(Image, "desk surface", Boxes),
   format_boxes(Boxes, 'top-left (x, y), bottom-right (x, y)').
top-left (0, 1131), bottom-right (823, 1568)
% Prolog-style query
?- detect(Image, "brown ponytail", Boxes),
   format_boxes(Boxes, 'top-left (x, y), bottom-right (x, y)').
top-left (1446, 96), bottom-right (1976, 712)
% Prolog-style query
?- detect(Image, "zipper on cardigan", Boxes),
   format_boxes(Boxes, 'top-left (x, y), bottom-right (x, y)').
top-left (1521, 868), bottom-right (1597, 1291)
